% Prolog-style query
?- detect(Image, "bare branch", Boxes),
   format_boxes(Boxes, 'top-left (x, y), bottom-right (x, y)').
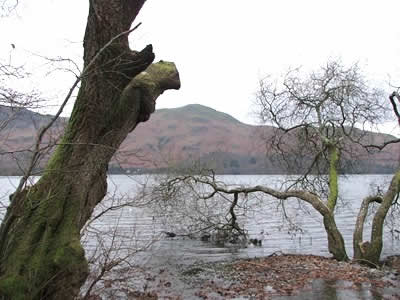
top-left (389, 91), bottom-right (400, 126)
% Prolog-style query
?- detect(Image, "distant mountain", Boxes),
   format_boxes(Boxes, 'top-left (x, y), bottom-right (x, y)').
top-left (114, 104), bottom-right (269, 174)
top-left (115, 104), bottom-right (399, 174)
top-left (0, 104), bottom-right (398, 175)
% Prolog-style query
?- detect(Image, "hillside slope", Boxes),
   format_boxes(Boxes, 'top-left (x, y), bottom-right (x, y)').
top-left (0, 104), bottom-right (398, 175)
top-left (0, 106), bottom-right (65, 174)
top-left (116, 104), bottom-right (399, 174)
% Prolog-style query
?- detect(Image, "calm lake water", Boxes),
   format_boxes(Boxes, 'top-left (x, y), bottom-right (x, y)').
top-left (0, 174), bottom-right (398, 268)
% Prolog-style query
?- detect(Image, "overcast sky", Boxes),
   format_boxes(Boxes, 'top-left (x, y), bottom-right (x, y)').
top-left (1, 0), bottom-right (400, 134)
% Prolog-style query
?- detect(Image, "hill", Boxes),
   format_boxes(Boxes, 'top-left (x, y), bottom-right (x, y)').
top-left (0, 105), bottom-right (66, 175)
top-left (115, 104), bottom-right (269, 174)
top-left (115, 104), bottom-right (399, 174)
top-left (0, 104), bottom-right (398, 175)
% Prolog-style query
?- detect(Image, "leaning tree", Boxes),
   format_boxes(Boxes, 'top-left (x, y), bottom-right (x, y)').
top-left (0, 1), bottom-right (180, 299)
top-left (154, 61), bottom-right (400, 264)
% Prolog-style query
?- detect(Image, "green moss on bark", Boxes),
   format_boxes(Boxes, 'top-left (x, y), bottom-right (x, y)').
top-left (327, 145), bottom-right (339, 212)
top-left (323, 213), bottom-right (348, 261)
top-left (0, 274), bottom-right (26, 300)
top-left (0, 177), bottom-right (88, 299)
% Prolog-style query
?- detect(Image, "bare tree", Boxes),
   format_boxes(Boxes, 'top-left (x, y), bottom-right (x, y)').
top-left (254, 61), bottom-right (400, 263)
top-left (257, 61), bottom-right (390, 175)
top-left (153, 61), bottom-right (399, 265)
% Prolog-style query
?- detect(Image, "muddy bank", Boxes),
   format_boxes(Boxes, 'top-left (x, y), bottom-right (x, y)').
top-left (89, 253), bottom-right (400, 299)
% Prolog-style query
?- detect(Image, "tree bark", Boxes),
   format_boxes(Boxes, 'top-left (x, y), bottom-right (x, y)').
top-left (0, 1), bottom-right (180, 299)
top-left (327, 145), bottom-right (339, 211)
top-left (322, 213), bottom-right (348, 261)
top-left (353, 170), bottom-right (400, 265)
top-left (324, 144), bottom-right (348, 261)
top-left (353, 195), bottom-right (382, 262)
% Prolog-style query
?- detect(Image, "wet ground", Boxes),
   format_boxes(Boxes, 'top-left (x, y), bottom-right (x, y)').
top-left (89, 254), bottom-right (400, 299)
top-left (275, 279), bottom-right (395, 300)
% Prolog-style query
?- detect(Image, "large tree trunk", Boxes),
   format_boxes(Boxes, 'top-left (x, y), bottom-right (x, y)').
top-left (0, 1), bottom-right (180, 299)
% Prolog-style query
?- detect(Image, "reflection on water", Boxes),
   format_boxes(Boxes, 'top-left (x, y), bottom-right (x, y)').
top-left (275, 279), bottom-right (385, 300)
top-left (0, 174), bottom-right (398, 267)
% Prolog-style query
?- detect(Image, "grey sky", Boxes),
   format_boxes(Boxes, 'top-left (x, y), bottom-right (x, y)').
top-left (1, 0), bottom-right (400, 135)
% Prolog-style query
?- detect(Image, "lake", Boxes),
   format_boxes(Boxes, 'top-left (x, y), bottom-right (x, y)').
top-left (0, 174), bottom-right (398, 268)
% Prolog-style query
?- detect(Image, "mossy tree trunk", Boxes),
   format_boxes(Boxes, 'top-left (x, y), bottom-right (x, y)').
top-left (324, 144), bottom-right (348, 261)
top-left (322, 213), bottom-right (348, 261)
top-left (0, 1), bottom-right (180, 299)
top-left (353, 170), bottom-right (400, 265)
